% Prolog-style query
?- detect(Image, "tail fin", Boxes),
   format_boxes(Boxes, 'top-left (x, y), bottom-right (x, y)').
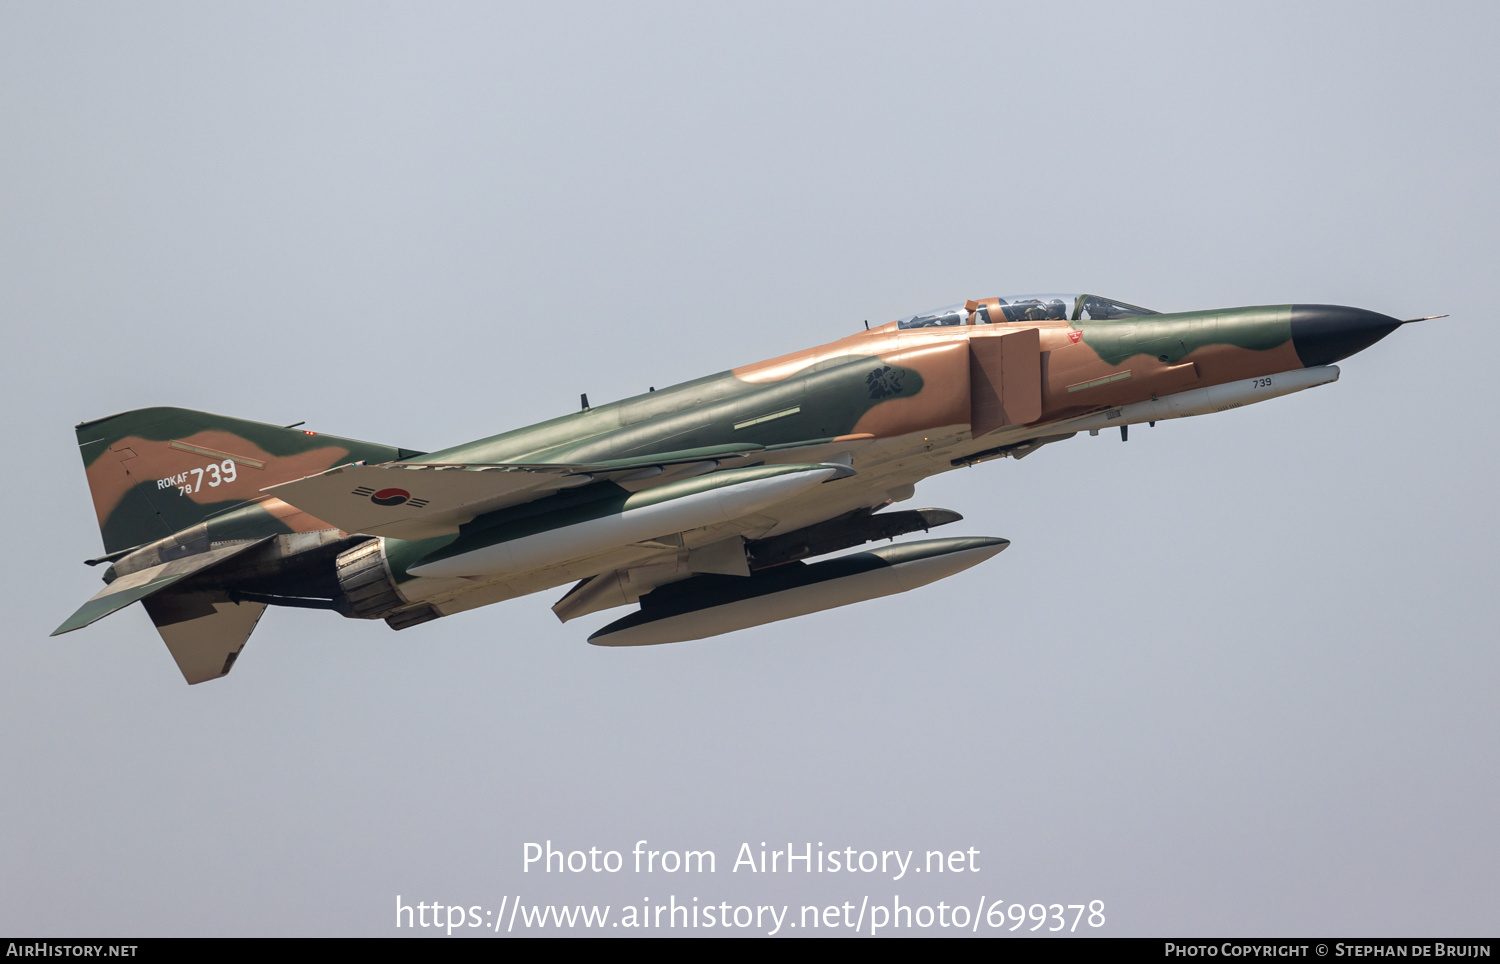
top-left (75, 407), bottom-right (424, 554)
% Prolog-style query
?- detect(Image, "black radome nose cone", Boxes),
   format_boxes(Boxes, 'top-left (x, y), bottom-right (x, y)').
top-left (1290, 305), bottom-right (1403, 367)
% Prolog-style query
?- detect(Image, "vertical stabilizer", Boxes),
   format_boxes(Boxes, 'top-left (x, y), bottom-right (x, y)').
top-left (74, 407), bottom-right (422, 554)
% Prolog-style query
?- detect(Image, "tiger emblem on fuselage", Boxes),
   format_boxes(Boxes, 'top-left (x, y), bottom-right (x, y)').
top-left (866, 365), bottom-right (905, 399)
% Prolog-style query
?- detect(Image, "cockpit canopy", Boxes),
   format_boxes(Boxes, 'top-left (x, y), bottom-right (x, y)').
top-left (896, 294), bottom-right (1158, 329)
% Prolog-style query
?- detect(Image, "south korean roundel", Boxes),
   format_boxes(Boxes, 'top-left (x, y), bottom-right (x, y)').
top-left (371, 488), bottom-right (410, 507)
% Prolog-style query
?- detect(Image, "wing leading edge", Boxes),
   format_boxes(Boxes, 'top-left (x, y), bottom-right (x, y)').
top-left (260, 439), bottom-right (873, 540)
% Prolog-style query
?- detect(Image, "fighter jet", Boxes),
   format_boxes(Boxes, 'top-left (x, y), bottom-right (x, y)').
top-left (54, 295), bottom-right (1435, 683)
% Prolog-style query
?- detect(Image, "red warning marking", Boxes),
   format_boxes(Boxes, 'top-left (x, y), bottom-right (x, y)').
top-left (1068, 330), bottom-right (1083, 344)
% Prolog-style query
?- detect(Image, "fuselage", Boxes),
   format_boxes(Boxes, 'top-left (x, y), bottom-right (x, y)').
top-left (366, 297), bottom-right (1402, 618)
top-left (64, 293), bottom-right (1409, 680)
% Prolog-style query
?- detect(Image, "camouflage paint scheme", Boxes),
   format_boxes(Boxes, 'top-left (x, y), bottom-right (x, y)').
top-left (58, 295), bottom-right (1416, 683)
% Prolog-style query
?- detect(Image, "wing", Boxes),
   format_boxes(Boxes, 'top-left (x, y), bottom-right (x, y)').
top-left (261, 462), bottom-right (588, 539)
top-left (262, 433), bottom-right (882, 541)
top-left (258, 444), bottom-right (776, 540)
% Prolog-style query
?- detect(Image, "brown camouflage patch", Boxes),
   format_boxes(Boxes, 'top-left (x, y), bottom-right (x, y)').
top-left (849, 339), bottom-right (970, 439)
top-left (85, 430), bottom-right (353, 530)
top-left (260, 497), bottom-right (338, 534)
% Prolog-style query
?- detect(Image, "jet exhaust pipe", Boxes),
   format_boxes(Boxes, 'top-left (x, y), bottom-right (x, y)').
top-left (408, 463), bottom-right (851, 579)
top-left (588, 536), bottom-right (1009, 646)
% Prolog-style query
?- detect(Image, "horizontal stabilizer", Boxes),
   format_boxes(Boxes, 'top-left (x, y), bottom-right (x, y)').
top-left (51, 538), bottom-right (271, 636)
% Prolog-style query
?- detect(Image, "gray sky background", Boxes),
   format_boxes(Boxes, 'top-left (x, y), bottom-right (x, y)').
top-left (2, 2), bottom-right (1496, 937)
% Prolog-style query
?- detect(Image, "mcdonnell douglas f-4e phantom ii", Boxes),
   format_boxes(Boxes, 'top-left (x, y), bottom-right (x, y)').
top-left (56, 295), bottom-right (1436, 683)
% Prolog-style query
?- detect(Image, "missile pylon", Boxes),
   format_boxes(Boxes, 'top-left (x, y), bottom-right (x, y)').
top-left (588, 536), bottom-right (1010, 646)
